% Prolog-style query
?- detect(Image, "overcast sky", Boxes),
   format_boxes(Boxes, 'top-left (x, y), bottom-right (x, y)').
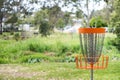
top-left (23, 0), bottom-right (106, 13)
top-left (61, 0), bottom-right (106, 13)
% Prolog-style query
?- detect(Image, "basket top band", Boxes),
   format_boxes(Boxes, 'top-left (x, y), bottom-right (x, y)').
top-left (79, 28), bottom-right (105, 33)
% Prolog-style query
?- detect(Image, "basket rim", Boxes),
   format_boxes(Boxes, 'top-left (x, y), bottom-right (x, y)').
top-left (78, 28), bottom-right (105, 33)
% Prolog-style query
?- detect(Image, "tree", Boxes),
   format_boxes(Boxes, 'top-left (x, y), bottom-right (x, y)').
top-left (110, 0), bottom-right (120, 51)
top-left (34, 9), bottom-right (49, 25)
top-left (64, 12), bottom-right (71, 25)
top-left (48, 5), bottom-right (63, 28)
top-left (0, 0), bottom-right (24, 34)
top-left (0, 0), bottom-right (38, 34)
top-left (56, 12), bottom-right (71, 30)
top-left (76, 10), bottom-right (83, 19)
top-left (5, 14), bottom-right (18, 34)
top-left (39, 21), bottom-right (52, 37)
top-left (98, 0), bottom-right (114, 27)
top-left (28, 0), bottom-right (105, 28)
top-left (34, 9), bottom-right (53, 36)
top-left (34, 5), bottom-right (72, 36)
top-left (56, 18), bottom-right (65, 30)
top-left (0, 0), bottom-right (5, 34)
top-left (64, 0), bottom-right (105, 27)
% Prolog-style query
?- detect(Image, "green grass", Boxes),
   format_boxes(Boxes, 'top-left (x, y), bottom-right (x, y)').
top-left (0, 33), bottom-right (119, 80)
top-left (0, 33), bottom-right (81, 63)
top-left (0, 33), bottom-right (120, 63)
top-left (0, 61), bottom-right (120, 80)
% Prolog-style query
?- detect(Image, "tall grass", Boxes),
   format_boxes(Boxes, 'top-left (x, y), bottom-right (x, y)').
top-left (0, 33), bottom-right (119, 63)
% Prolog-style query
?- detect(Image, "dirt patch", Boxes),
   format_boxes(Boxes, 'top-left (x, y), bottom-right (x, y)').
top-left (0, 64), bottom-right (47, 79)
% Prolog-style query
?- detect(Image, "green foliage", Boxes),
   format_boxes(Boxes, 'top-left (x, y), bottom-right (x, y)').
top-left (39, 21), bottom-right (52, 36)
top-left (34, 9), bottom-right (49, 25)
top-left (90, 17), bottom-right (107, 28)
top-left (48, 5), bottom-right (61, 16)
top-left (34, 9), bottom-right (53, 36)
top-left (48, 5), bottom-right (69, 28)
top-left (56, 18), bottom-right (65, 29)
top-left (14, 33), bottom-right (20, 41)
top-left (65, 56), bottom-right (75, 62)
top-left (0, 34), bottom-right (80, 63)
top-left (5, 14), bottom-right (18, 34)
top-left (34, 6), bottom-right (71, 33)
top-left (29, 43), bottom-right (45, 52)
top-left (0, 58), bottom-right (9, 64)
top-left (104, 0), bottom-right (108, 3)
top-left (114, 38), bottom-right (120, 50)
top-left (63, 12), bottom-right (71, 25)
top-left (76, 10), bottom-right (83, 18)
top-left (115, 27), bottom-right (120, 37)
top-left (111, 27), bottom-right (120, 51)
top-left (57, 42), bottom-right (69, 54)
top-left (71, 0), bottom-right (77, 2)
top-left (110, 0), bottom-right (120, 51)
top-left (0, 33), bottom-right (119, 64)
top-left (0, 0), bottom-right (4, 8)
top-left (5, 14), bottom-right (18, 24)
top-left (18, 53), bottom-right (50, 63)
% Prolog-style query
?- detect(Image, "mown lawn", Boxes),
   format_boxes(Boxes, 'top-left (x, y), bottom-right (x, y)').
top-left (0, 61), bottom-right (120, 80)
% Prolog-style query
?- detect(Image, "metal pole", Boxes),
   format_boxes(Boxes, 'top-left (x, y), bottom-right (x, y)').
top-left (90, 69), bottom-right (93, 80)
top-left (90, 64), bottom-right (94, 80)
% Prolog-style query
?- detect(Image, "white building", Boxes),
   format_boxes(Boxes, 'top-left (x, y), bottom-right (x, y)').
top-left (63, 19), bottom-right (82, 33)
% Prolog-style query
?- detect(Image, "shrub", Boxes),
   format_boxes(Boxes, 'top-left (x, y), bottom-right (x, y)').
top-left (111, 26), bottom-right (120, 51)
top-left (14, 33), bottom-right (20, 41)
top-left (90, 17), bottom-right (107, 28)
top-left (113, 38), bottom-right (120, 50)
top-left (39, 21), bottom-right (53, 37)
top-left (0, 58), bottom-right (9, 64)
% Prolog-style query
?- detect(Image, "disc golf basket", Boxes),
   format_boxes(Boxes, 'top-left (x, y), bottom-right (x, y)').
top-left (75, 28), bottom-right (109, 80)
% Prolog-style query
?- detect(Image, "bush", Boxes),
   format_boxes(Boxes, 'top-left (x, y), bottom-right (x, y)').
top-left (39, 21), bottom-right (53, 37)
top-left (90, 17), bottom-right (107, 28)
top-left (113, 38), bottom-right (120, 50)
top-left (111, 27), bottom-right (120, 51)
top-left (0, 58), bottom-right (9, 64)
top-left (14, 33), bottom-right (20, 41)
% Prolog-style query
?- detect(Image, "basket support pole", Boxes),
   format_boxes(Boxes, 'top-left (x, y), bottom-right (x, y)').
top-left (90, 64), bottom-right (94, 80)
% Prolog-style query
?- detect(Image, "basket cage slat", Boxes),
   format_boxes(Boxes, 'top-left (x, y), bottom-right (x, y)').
top-left (75, 55), bottom-right (109, 69)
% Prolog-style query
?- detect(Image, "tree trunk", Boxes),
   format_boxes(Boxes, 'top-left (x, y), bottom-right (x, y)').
top-left (10, 23), bottom-right (14, 35)
top-left (0, 10), bottom-right (3, 35)
top-left (0, 23), bottom-right (2, 35)
top-left (86, 0), bottom-right (90, 28)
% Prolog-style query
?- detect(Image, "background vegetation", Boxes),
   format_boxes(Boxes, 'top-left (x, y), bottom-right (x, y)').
top-left (0, 0), bottom-right (120, 80)
top-left (0, 33), bottom-right (120, 80)
top-left (0, 33), bottom-right (119, 64)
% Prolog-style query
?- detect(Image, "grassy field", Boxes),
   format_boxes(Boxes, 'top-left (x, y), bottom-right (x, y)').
top-left (0, 33), bottom-right (120, 80)
top-left (0, 61), bottom-right (120, 80)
